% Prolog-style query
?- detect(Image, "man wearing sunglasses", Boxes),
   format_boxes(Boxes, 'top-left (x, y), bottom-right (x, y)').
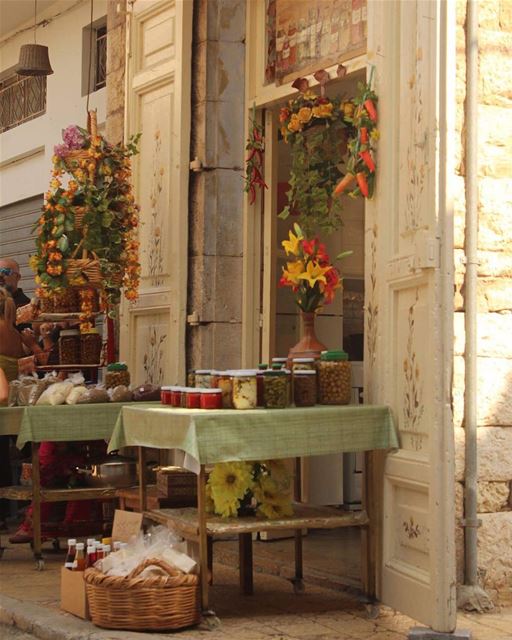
top-left (0, 259), bottom-right (30, 309)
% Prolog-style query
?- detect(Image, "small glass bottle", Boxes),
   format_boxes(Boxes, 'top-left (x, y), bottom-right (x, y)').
top-left (72, 542), bottom-right (85, 571)
top-left (85, 545), bottom-right (97, 569)
top-left (64, 538), bottom-right (77, 570)
top-left (95, 543), bottom-right (105, 561)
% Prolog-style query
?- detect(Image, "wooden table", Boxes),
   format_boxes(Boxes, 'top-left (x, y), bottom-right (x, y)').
top-left (110, 404), bottom-right (398, 613)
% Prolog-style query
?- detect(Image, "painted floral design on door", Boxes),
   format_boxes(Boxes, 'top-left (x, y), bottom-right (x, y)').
top-left (402, 289), bottom-right (424, 450)
top-left (147, 129), bottom-right (165, 286)
top-left (143, 326), bottom-right (167, 385)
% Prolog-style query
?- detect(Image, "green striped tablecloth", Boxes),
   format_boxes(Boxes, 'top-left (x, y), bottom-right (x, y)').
top-left (0, 403), bottom-right (157, 448)
top-left (109, 404), bottom-right (398, 465)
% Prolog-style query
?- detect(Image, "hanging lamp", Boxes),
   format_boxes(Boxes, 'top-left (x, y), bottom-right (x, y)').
top-left (16, 0), bottom-right (53, 76)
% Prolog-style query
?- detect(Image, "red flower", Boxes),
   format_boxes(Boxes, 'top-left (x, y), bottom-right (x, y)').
top-left (317, 243), bottom-right (330, 265)
top-left (279, 108), bottom-right (291, 123)
top-left (279, 275), bottom-right (292, 288)
top-left (301, 238), bottom-right (318, 256)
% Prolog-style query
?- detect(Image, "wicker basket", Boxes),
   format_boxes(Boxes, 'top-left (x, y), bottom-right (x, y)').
top-left (73, 206), bottom-right (87, 230)
top-left (84, 558), bottom-right (200, 631)
top-left (63, 111), bottom-right (98, 172)
top-left (66, 257), bottom-right (102, 287)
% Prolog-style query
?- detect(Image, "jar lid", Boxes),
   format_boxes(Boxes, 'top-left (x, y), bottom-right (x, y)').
top-left (293, 369), bottom-right (317, 375)
top-left (81, 328), bottom-right (100, 335)
top-left (60, 329), bottom-right (79, 336)
top-left (263, 369), bottom-right (286, 376)
top-left (161, 386), bottom-right (174, 390)
top-left (292, 357), bottom-right (315, 363)
top-left (230, 369), bottom-right (257, 377)
top-left (271, 363), bottom-right (284, 370)
top-left (169, 386), bottom-right (184, 392)
top-left (199, 388), bottom-right (222, 394)
top-left (195, 369), bottom-right (211, 375)
top-left (107, 362), bottom-right (128, 371)
top-left (320, 350), bottom-right (349, 361)
top-left (185, 388), bottom-right (201, 394)
top-left (271, 357), bottom-right (287, 363)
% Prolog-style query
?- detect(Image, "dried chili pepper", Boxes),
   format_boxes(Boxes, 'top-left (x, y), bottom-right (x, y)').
top-left (356, 172), bottom-right (369, 197)
top-left (364, 99), bottom-right (378, 123)
top-left (333, 173), bottom-right (356, 197)
top-left (360, 127), bottom-right (369, 144)
top-left (359, 150), bottom-right (375, 173)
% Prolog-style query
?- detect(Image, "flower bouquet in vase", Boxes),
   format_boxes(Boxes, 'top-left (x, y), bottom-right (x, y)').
top-left (279, 223), bottom-right (350, 361)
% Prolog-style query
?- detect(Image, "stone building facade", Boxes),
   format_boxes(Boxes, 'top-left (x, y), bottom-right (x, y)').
top-left (454, 0), bottom-right (512, 602)
top-left (104, 0), bottom-right (512, 606)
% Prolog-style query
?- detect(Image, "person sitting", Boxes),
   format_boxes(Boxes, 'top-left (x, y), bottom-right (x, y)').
top-left (0, 259), bottom-right (31, 330)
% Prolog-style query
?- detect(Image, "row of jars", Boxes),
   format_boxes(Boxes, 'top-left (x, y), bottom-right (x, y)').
top-left (58, 328), bottom-right (102, 365)
top-left (161, 350), bottom-right (351, 410)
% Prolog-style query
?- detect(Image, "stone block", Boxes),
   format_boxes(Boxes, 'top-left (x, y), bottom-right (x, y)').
top-left (454, 427), bottom-right (465, 481)
top-left (207, 0), bottom-right (246, 42)
top-left (187, 321), bottom-right (242, 370)
top-left (206, 41), bottom-right (245, 102)
top-left (105, 110), bottom-right (124, 146)
top-left (479, 45), bottom-right (512, 106)
top-left (188, 254), bottom-right (243, 323)
top-left (501, 0), bottom-right (512, 31)
top-left (190, 100), bottom-right (206, 160)
top-left (455, 481), bottom-right (464, 583)
top-left (107, 0), bottom-right (126, 31)
top-left (408, 628), bottom-right (471, 639)
top-left (479, 279), bottom-right (512, 312)
top-left (204, 99), bottom-right (245, 169)
top-left (478, 481), bottom-right (510, 512)
top-left (477, 251), bottom-right (512, 278)
top-left (478, 512), bottom-right (512, 594)
top-left (106, 24), bottom-right (126, 74)
top-left (190, 169), bottom-right (244, 257)
top-left (477, 427), bottom-right (512, 480)
top-left (478, 1), bottom-right (501, 30)
top-left (106, 66), bottom-right (125, 115)
top-left (454, 313), bottom-right (512, 358)
top-left (479, 177), bottom-right (512, 217)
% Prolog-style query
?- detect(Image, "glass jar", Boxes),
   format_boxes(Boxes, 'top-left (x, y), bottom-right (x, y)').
top-left (58, 329), bottom-right (80, 365)
top-left (105, 364), bottom-right (130, 389)
top-left (231, 370), bottom-right (257, 409)
top-left (195, 370), bottom-right (212, 388)
top-left (180, 387), bottom-right (192, 408)
top-left (216, 372), bottom-right (233, 409)
top-left (80, 328), bottom-right (102, 365)
top-left (200, 389), bottom-right (223, 410)
top-left (317, 350), bottom-right (352, 405)
top-left (256, 364), bottom-right (268, 407)
top-left (170, 386), bottom-right (183, 408)
top-left (187, 370), bottom-right (196, 387)
top-left (293, 370), bottom-right (317, 407)
top-left (291, 357), bottom-right (316, 371)
top-left (271, 357), bottom-right (287, 368)
top-left (185, 388), bottom-right (201, 409)
top-left (161, 386), bottom-right (173, 405)
top-left (263, 370), bottom-right (289, 409)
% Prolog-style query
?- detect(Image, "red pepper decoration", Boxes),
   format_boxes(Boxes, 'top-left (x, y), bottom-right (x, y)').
top-left (359, 150), bottom-right (375, 173)
top-left (364, 99), bottom-right (378, 123)
top-left (333, 173), bottom-right (355, 197)
top-left (356, 172), bottom-right (369, 198)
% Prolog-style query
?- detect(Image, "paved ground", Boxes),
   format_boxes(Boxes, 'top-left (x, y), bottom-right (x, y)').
top-left (0, 529), bottom-right (511, 640)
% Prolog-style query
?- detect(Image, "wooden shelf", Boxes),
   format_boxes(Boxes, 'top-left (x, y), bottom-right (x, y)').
top-left (0, 485), bottom-right (130, 502)
top-left (144, 504), bottom-right (369, 539)
top-left (35, 364), bottom-right (101, 371)
top-left (36, 312), bottom-right (102, 321)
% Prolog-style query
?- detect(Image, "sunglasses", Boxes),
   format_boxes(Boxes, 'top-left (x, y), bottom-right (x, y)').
top-left (0, 267), bottom-right (18, 276)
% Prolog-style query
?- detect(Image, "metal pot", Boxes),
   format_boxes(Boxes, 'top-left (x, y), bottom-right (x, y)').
top-left (76, 454), bottom-right (137, 488)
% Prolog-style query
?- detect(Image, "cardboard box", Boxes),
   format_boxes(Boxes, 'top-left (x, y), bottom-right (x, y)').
top-left (60, 567), bottom-right (89, 619)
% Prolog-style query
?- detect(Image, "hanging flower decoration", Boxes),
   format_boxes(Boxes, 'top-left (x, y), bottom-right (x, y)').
top-left (207, 460), bottom-right (293, 519)
top-left (32, 122), bottom-right (141, 317)
top-left (243, 105), bottom-right (268, 205)
top-left (279, 223), bottom-right (351, 313)
top-left (277, 68), bottom-right (378, 235)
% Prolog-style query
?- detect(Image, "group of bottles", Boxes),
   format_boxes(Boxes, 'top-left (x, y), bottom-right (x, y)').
top-left (64, 537), bottom-right (120, 571)
top-left (275, 0), bottom-right (367, 77)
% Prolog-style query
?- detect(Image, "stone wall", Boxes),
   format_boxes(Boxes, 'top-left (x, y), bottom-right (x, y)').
top-left (187, 0), bottom-right (246, 370)
top-left (454, 0), bottom-right (512, 603)
top-left (105, 0), bottom-right (126, 145)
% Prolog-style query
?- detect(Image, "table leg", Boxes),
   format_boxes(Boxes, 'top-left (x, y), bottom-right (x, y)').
top-left (294, 456), bottom-right (302, 502)
top-left (207, 535), bottom-right (213, 585)
top-left (31, 442), bottom-right (44, 570)
top-left (197, 465), bottom-right (210, 612)
top-left (239, 533), bottom-right (253, 595)
top-left (361, 450), bottom-right (384, 604)
top-left (292, 530), bottom-right (305, 594)
top-left (137, 446), bottom-right (147, 513)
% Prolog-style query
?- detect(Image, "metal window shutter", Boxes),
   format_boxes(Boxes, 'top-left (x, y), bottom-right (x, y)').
top-left (0, 195), bottom-right (42, 297)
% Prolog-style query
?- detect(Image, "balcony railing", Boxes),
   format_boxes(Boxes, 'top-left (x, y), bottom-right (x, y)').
top-left (0, 74), bottom-right (46, 134)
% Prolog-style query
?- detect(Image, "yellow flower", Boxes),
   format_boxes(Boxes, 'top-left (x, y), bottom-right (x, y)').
top-left (298, 260), bottom-right (331, 287)
top-left (303, 90), bottom-right (318, 101)
top-left (370, 128), bottom-right (380, 141)
top-left (341, 101), bottom-right (355, 118)
top-left (312, 102), bottom-right (334, 119)
top-left (297, 107), bottom-right (312, 124)
top-left (257, 501), bottom-right (294, 520)
top-left (282, 260), bottom-right (305, 286)
top-left (281, 229), bottom-right (301, 256)
top-left (265, 459), bottom-right (292, 493)
top-left (253, 476), bottom-right (288, 507)
top-left (287, 113), bottom-right (302, 132)
top-left (208, 462), bottom-right (254, 518)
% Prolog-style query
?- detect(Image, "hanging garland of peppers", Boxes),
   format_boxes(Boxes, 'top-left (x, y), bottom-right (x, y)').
top-left (243, 106), bottom-right (268, 205)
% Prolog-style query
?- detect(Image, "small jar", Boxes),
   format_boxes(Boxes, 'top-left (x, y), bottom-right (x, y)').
top-left (105, 364), bottom-right (130, 389)
top-left (263, 370), bottom-right (289, 409)
top-left (291, 357), bottom-right (316, 371)
top-left (195, 370), bottom-right (212, 388)
top-left (170, 386), bottom-right (183, 407)
top-left (185, 388), bottom-right (201, 409)
top-left (80, 328), bottom-right (102, 365)
top-left (256, 363), bottom-right (268, 406)
top-left (200, 388), bottom-right (223, 410)
top-left (231, 370), bottom-right (257, 410)
top-left (317, 350), bottom-right (352, 405)
top-left (180, 387), bottom-right (192, 408)
top-left (293, 370), bottom-right (317, 407)
top-left (216, 372), bottom-right (233, 409)
top-left (187, 370), bottom-right (196, 387)
top-left (161, 386), bottom-right (173, 405)
top-left (58, 329), bottom-right (80, 365)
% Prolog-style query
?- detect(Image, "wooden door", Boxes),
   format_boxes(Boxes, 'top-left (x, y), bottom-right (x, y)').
top-left (120, 0), bottom-right (192, 385)
top-left (366, 0), bottom-right (457, 631)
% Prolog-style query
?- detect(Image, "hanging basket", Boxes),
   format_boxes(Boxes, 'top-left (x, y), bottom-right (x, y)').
top-left (66, 258), bottom-right (102, 288)
top-left (63, 111), bottom-right (97, 171)
top-left (84, 558), bottom-right (200, 631)
top-left (72, 206), bottom-right (87, 230)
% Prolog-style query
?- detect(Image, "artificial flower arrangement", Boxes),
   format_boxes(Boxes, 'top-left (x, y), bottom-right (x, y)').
top-left (206, 460), bottom-right (293, 519)
top-left (32, 120), bottom-right (141, 325)
top-left (277, 71), bottom-right (378, 235)
top-left (279, 223), bottom-right (349, 312)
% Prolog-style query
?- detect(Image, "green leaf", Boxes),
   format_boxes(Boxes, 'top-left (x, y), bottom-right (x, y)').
top-left (336, 250), bottom-right (353, 260)
top-left (57, 235), bottom-right (69, 253)
top-left (278, 207), bottom-right (290, 220)
top-left (102, 211), bottom-right (114, 227)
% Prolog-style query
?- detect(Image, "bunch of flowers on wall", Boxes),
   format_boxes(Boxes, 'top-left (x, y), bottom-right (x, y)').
top-left (31, 114), bottom-right (141, 324)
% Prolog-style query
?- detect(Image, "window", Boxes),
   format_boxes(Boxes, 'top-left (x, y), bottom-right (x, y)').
top-left (82, 17), bottom-right (107, 96)
top-left (0, 72), bottom-right (46, 134)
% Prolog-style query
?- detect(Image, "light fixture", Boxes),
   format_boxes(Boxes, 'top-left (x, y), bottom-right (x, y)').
top-left (16, 0), bottom-right (53, 77)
